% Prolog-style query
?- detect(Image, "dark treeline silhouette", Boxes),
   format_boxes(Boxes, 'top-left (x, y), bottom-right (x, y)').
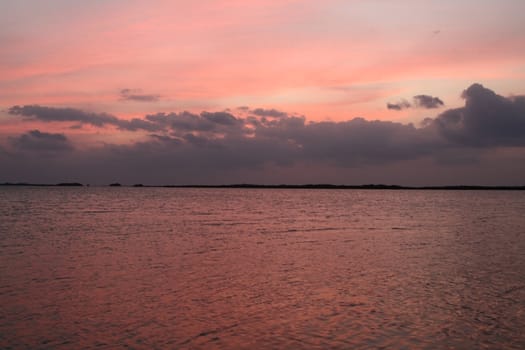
top-left (160, 184), bottom-right (525, 190)
top-left (1, 182), bottom-right (524, 190)
top-left (0, 182), bottom-right (83, 187)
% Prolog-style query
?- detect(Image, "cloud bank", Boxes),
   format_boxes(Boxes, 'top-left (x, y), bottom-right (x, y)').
top-left (2, 84), bottom-right (524, 185)
top-left (9, 130), bottom-right (73, 153)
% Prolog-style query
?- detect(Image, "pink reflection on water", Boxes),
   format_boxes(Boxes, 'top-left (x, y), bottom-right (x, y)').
top-left (1, 188), bottom-right (525, 348)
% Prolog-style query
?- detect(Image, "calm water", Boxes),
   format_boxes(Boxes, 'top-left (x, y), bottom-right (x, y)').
top-left (1, 188), bottom-right (525, 349)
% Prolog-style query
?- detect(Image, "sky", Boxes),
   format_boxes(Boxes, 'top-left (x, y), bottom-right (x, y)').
top-left (1, 0), bottom-right (524, 185)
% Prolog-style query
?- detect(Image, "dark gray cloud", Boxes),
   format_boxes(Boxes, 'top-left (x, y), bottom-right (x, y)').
top-left (9, 105), bottom-right (120, 127)
top-left (9, 130), bottom-right (73, 152)
top-left (120, 89), bottom-right (160, 102)
top-left (8, 105), bottom-right (267, 136)
top-left (2, 84), bottom-right (524, 185)
top-left (251, 108), bottom-right (288, 118)
top-left (387, 100), bottom-right (411, 110)
top-left (413, 95), bottom-right (444, 109)
top-left (429, 83), bottom-right (525, 147)
top-left (144, 111), bottom-right (246, 137)
top-left (122, 118), bottom-right (164, 132)
top-left (388, 95), bottom-right (444, 110)
top-left (201, 111), bottom-right (240, 126)
top-left (8, 105), bottom-right (163, 132)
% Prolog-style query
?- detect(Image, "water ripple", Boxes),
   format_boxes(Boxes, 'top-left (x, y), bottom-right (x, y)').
top-left (1, 188), bottom-right (525, 348)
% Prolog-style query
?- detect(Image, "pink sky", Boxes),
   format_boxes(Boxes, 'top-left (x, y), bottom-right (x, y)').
top-left (1, 0), bottom-right (524, 121)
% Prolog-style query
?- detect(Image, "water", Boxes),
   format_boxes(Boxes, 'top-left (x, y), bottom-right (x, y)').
top-left (1, 188), bottom-right (525, 349)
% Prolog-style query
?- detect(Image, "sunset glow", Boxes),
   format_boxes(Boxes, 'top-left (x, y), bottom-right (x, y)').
top-left (1, 0), bottom-right (524, 185)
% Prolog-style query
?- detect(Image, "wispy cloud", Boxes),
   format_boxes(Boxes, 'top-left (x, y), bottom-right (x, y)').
top-left (8, 105), bottom-right (163, 132)
top-left (119, 89), bottom-right (161, 102)
top-left (388, 94), bottom-right (444, 110)
top-left (387, 100), bottom-right (411, 111)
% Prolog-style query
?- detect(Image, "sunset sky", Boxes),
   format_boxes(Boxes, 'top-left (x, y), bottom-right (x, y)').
top-left (1, 0), bottom-right (524, 185)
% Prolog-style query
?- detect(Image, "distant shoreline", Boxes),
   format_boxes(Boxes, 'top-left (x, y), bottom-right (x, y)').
top-left (1, 182), bottom-right (524, 190)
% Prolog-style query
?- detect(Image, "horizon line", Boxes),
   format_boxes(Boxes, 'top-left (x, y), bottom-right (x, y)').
top-left (1, 182), bottom-right (525, 190)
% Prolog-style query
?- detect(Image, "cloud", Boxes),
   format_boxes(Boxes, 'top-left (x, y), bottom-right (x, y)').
top-left (429, 83), bottom-right (525, 147)
top-left (413, 94), bottom-right (444, 109)
top-left (145, 111), bottom-right (246, 137)
top-left (251, 108), bottom-right (288, 118)
top-left (9, 105), bottom-right (120, 127)
top-left (9, 130), bottom-right (73, 152)
top-left (201, 111), bottom-right (240, 126)
top-left (387, 100), bottom-right (411, 110)
top-left (8, 105), bottom-right (163, 132)
top-left (2, 84), bottom-right (524, 185)
top-left (387, 95), bottom-right (444, 110)
top-left (112, 112), bottom-right (438, 174)
top-left (119, 89), bottom-right (161, 102)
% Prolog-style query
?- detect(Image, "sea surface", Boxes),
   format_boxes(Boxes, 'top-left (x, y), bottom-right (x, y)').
top-left (1, 187), bottom-right (525, 349)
